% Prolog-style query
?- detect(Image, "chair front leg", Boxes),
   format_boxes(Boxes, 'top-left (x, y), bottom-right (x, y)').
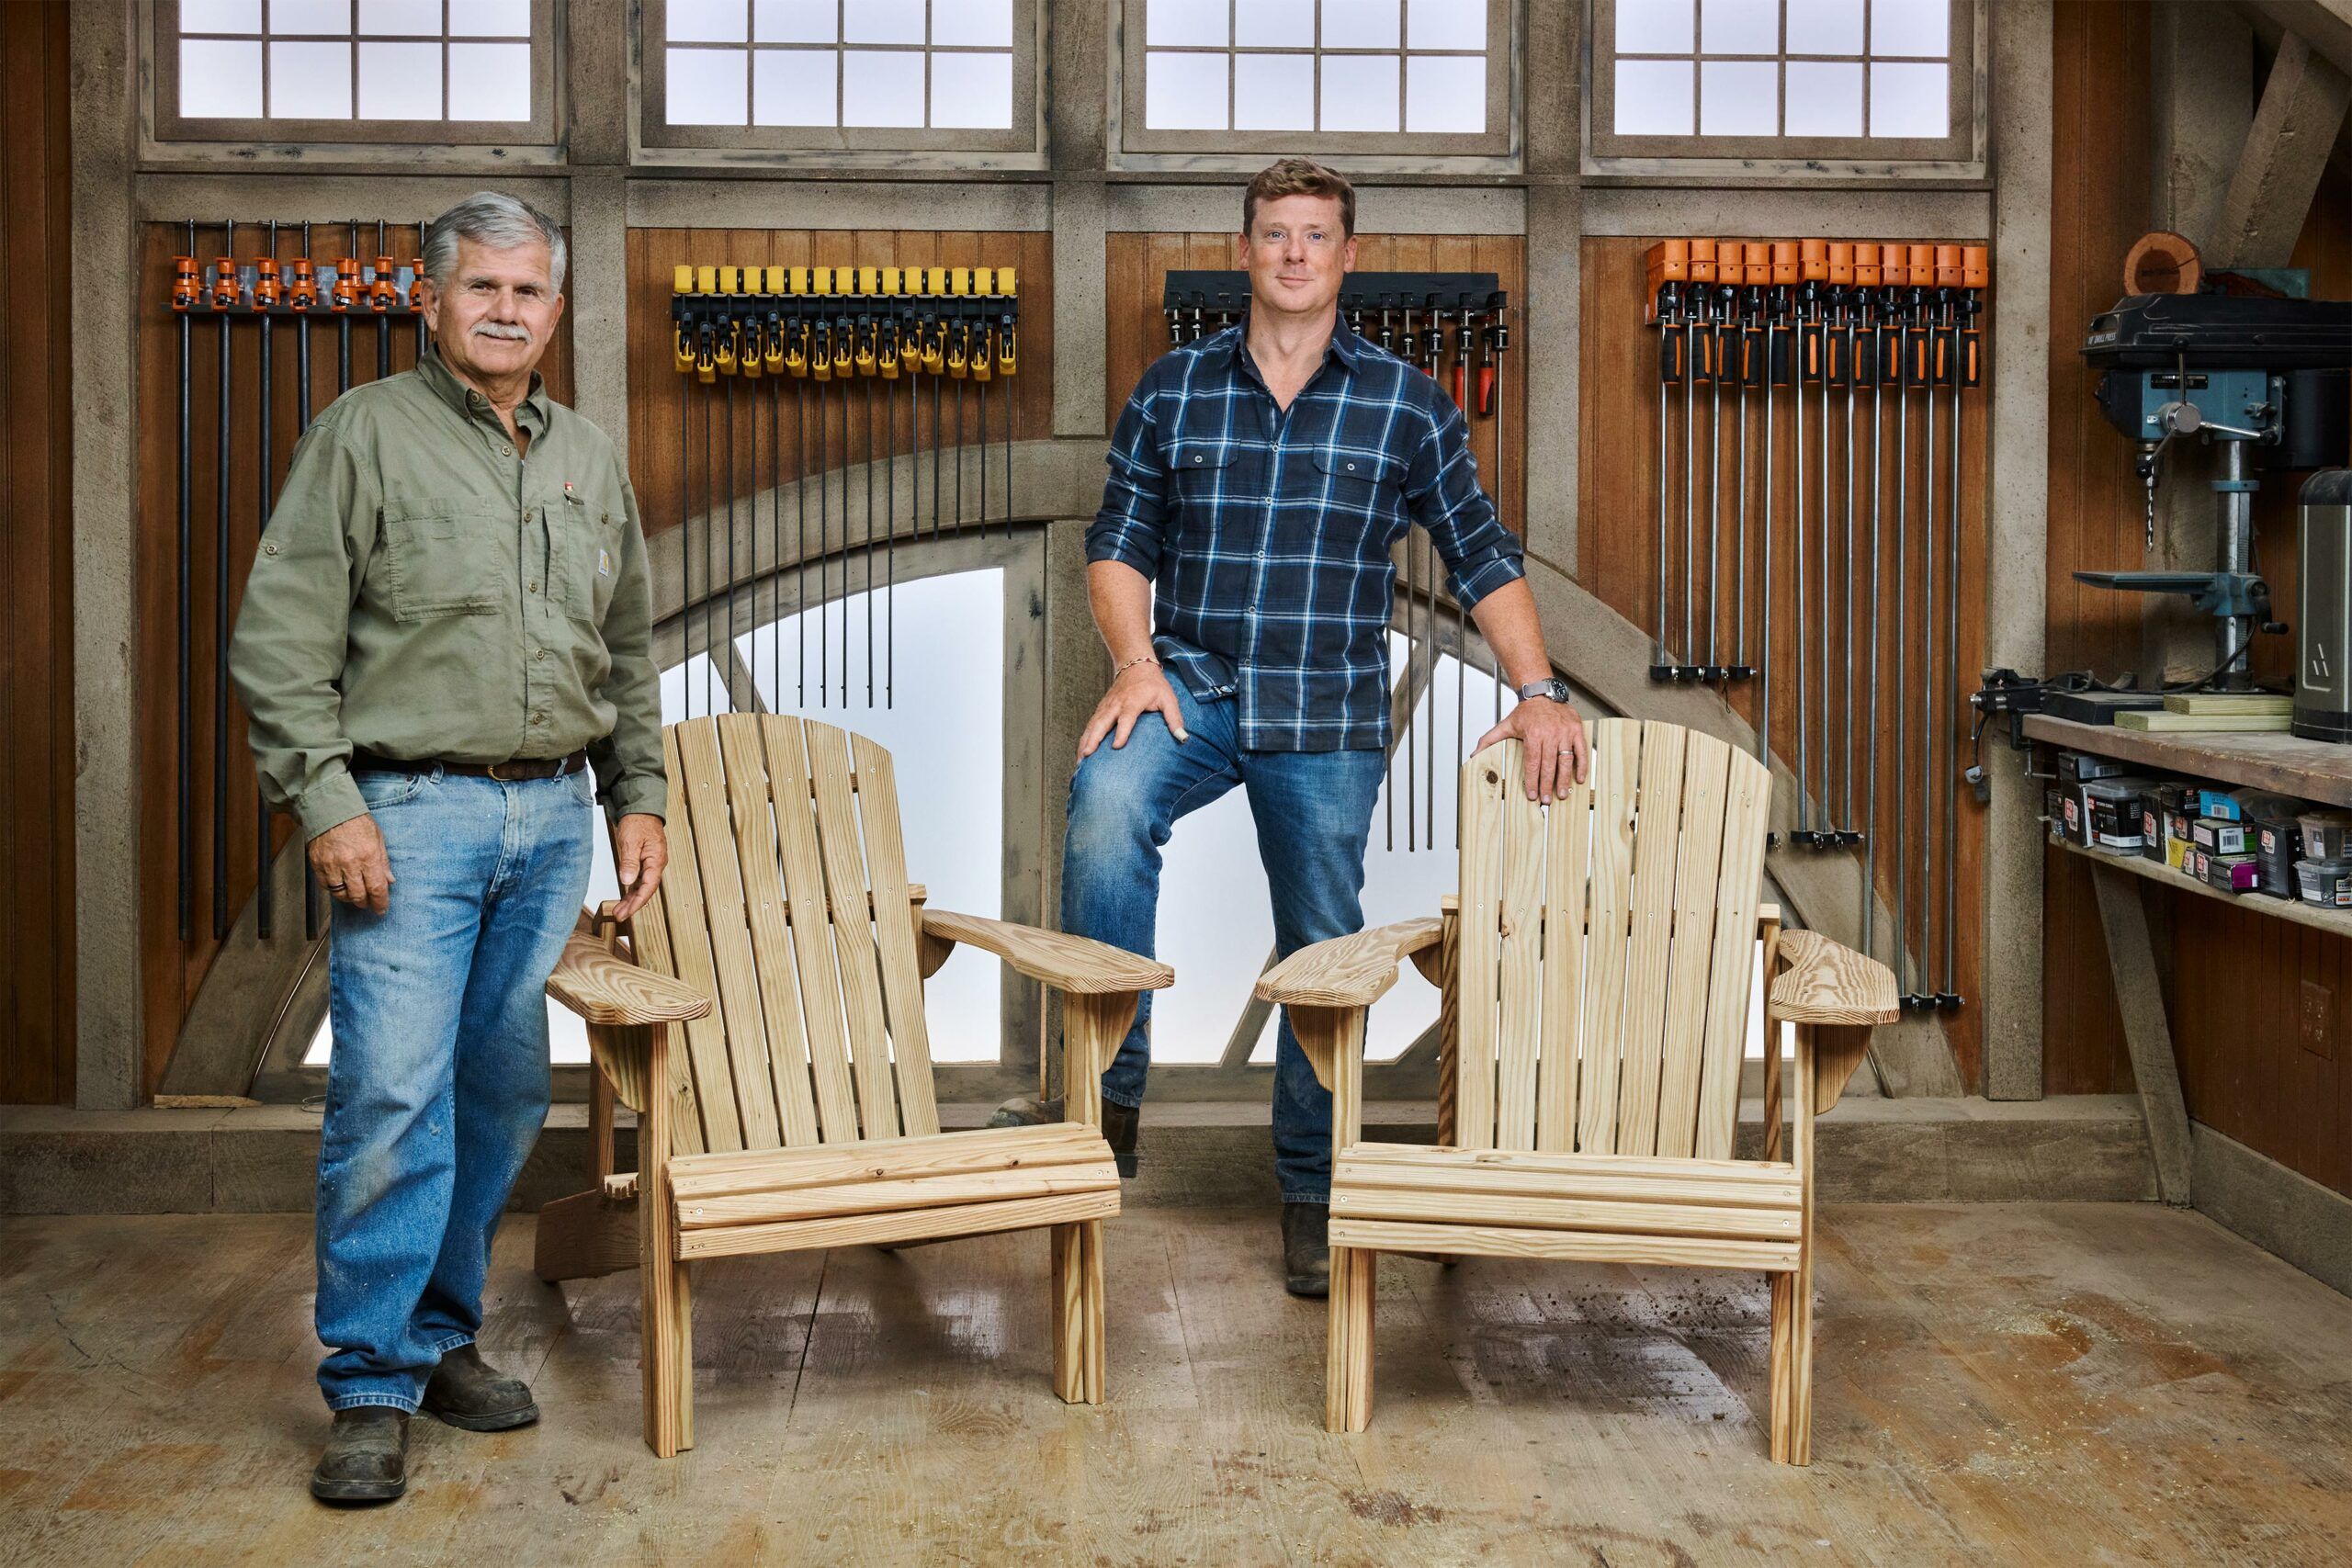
top-left (1059, 990), bottom-right (1139, 1130)
top-left (637, 1022), bottom-right (693, 1457)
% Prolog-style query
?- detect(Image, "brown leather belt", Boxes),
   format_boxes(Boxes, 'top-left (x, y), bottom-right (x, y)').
top-left (350, 749), bottom-right (588, 783)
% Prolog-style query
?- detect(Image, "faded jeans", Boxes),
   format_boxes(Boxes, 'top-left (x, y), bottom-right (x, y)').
top-left (314, 764), bottom-right (594, 1412)
top-left (1061, 681), bottom-right (1386, 1204)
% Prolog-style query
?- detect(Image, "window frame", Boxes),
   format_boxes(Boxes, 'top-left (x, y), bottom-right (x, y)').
top-left (148, 0), bottom-right (561, 150)
top-left (1585, 0), bottom-right (1985, 178)
top-left (636, 0), bottom-right (1044, 160)
top-left (1113, 0), bottom-right (1520, 167)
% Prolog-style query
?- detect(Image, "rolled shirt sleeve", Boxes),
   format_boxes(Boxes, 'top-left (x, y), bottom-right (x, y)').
top-left (228, 421), bottom-right (376, 841)
top-left (1404, 394), bottom-right (1526, 612)
top-left (589, 468), bottom-right (667, 825)
top-left (1086, 381), bottom-right (1171, 578)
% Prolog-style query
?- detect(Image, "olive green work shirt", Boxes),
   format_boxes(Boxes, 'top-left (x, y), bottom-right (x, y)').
top-left (229, 346), bottom-right (665, 841)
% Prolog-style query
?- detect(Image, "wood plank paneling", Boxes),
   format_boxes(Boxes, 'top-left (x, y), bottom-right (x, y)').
top-left (0, 3), bottom-right (74, 1103)
top-left (623, 231), bottom-right (1053, 544)
top-left (1574, 234), bottom-right (1989, 1089)
top-left (133, 221), bottom-right (575, 1097)
top-left (1102, 233), bottom-right (1527, 539)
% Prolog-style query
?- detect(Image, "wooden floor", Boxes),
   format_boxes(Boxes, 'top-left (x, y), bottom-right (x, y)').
top-left (2, 1204), bottom-right (2347, 1566)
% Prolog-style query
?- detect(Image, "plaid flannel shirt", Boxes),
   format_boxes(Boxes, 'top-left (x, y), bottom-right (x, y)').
top-left (1087, 317), bottom-right (1526, 751)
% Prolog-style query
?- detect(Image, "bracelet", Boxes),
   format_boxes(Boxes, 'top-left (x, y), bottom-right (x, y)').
top-left (1114, 654), bottom-right (1160, 677)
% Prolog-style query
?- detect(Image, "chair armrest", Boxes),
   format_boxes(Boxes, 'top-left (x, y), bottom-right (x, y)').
top-left (1770, 929), bottom-right (1899, 1025)
top-left (1255, 918), bottom-right (1445, 1009)
top-left (546, 930), bottom-right (714, 1027)
top-left (918, 908), bottom-right (1174, 995)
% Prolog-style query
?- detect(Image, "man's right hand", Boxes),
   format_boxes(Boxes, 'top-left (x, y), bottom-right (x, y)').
top-left (311, 815), bottom-right (394, 915)
top-left (1079, 660), bottom-right (1189, 758)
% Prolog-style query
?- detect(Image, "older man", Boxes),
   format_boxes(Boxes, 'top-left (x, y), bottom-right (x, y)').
top-left (231, 192), bottom-right (667, 1504)
top-left (998, 159), bottom-right (1589, 1298)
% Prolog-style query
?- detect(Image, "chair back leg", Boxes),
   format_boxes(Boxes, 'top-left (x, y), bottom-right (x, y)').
top-left (1326, 1246), bottom-right (1376, 1432)
top-left (1051, 1218), bottom-right (1107, 1404)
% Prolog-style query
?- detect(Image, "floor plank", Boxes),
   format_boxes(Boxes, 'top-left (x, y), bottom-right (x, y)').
top-left (0, 1203), bottom-right (2346, 1565)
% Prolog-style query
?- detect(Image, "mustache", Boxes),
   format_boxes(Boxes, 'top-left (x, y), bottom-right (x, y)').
top-left (471, 321), bottom-right (533, 342)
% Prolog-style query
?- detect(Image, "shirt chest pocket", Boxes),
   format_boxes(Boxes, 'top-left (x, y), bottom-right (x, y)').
top-left (1169, 442), bottom-right (1238, 511)
top-left (379, 502), bottom-right (510, 622)
top-left (552, 492), bottom-right (623, 625)
top-left (1310, 447), bottom-right (1395, 518)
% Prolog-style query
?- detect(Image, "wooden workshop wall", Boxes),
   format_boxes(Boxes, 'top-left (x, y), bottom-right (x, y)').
top-left (2039, 0), bottom-right (2153, 1096)
top-left (130, 223), bottom-right (574, 1095)
top-left (1575, 237), bottom-right (1989, 1089)
top-left (2041, 1), bottom-right (2352, 1198)
top-left (1102, 234), bottom-right (1526, 538)
top-left (0, 2), bottom-right (76, 1104)
top-left (624, 231), bottom-right (1054, 543)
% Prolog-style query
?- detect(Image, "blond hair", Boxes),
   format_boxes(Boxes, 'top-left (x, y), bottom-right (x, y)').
top-left (1242, 158), bottom-right (1355, 239)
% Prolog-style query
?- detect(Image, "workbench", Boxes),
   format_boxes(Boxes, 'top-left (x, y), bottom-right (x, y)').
top-left (2025, 714), bottom-right (2352, 1207)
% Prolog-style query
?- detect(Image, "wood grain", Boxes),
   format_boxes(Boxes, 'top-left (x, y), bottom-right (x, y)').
top-left (544, 930), bottom-right (715, 1027)
top-left (1325, 1217), bottom-right (1801, 1273)
top-left (0, 3), bottom-right (73, 1105)
top-left (675, 1188), bottom-right (1120, 1261)
top-left (921, 908), bottom-right (1176, 994)
top-left (669, 1122), bottom-right (1106, 1201)
top-left (1770, 929), bottom-right (1901, 1027)
top-left (674, 1160), bottom-right (1120, 1229)
top-left (1252, 918), bottom-right (1443, 1009)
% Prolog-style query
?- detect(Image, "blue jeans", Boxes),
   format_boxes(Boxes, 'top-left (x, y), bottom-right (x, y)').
top-left (1062, 682), bottom-right (1386, 1204)
top-left (315, 764), bottom-right (594, 1412)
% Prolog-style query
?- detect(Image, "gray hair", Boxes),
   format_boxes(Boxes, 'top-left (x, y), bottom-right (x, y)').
top-left (423, 191), bottom-right (567, 296)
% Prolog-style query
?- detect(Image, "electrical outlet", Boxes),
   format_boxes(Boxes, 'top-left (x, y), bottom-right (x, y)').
top-left (2301, 980), bottom-right (2335, 1061)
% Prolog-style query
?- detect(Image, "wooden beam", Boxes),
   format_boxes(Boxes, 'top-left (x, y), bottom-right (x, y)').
top-left (2087, 863), bottom-right (2195, 1206)
top-left (2211, 31), bottom-right (2352, 267)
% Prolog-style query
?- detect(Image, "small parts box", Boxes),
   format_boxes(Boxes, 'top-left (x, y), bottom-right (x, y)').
top-left (2296, 856), bottom-right (2352, 908)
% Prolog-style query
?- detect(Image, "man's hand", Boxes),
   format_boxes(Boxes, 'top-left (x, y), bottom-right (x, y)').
top-left (311, 815), bottom-right (394, 915)
top-left (1079, 660), bottom-right (1189, 759)
top-left (1475, 696), bottom-right (1591, 804)
top-left (611, 813), bottom-right (669, 921)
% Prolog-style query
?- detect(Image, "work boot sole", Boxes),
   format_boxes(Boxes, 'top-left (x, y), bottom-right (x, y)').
top-left (421, 1397), bottom-right (539, 1432)
top-left (310, 1472), bottom-right (407, 1505)
top-left (1284, 1269), bottom-right (1329, 1300)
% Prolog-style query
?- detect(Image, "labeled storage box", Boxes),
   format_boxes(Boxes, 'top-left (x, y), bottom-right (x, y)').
top-left (2295, 856), bottom-right (2352, 908)
top-left (2300, 810), bottom-right (2352, 861)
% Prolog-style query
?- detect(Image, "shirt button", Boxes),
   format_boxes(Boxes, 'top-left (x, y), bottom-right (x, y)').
top-left (527, 581), bottom-right (538, 592)
top-left (502, 444), bottom-right (514, 456)
top-left (262, 541), bottom-right (279, 556)
top-left (535, 648), bottom-right (548, 660)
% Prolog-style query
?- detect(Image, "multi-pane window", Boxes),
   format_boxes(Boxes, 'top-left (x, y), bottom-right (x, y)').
top-left (648, 0), bottom-right (1031, 148)
top-left (1591, 0), bottom-right (1974, 164)
top-left (164, 0), bottom-right (538, 128)
top-left (1121, 0), bottom-right (1510, 157)
top-left (1141, 0), bottom-right (1490, 135)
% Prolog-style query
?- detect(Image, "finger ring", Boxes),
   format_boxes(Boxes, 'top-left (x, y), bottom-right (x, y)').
top-left (329, 881), bottom-right (348, 892)
top-left (1558, 747), bottom-right (1576, 755)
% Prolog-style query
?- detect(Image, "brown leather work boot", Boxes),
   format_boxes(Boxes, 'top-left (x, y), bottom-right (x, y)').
top-left (421, 1343), bottom-right (538, 1432)
top-left (311, 1407), bottom-right (409, 1505)
top-left (986, 1094), bottom-right (1141, 1177)
top-left (1282, 1201), bottom-right (1331, 1298)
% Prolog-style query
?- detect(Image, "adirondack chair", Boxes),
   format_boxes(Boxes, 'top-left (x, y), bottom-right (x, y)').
top-left (534, 714), bottom-right (1173, 1456)
top-left (1256, 718), bottom-right (1897, 1462)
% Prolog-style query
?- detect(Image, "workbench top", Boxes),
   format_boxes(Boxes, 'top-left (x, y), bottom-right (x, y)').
top-left (2023, 714), bottom-right (2352, 809)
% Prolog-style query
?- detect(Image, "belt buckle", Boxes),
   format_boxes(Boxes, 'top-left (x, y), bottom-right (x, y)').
top-left (486, 760), bottom-right (517, 783)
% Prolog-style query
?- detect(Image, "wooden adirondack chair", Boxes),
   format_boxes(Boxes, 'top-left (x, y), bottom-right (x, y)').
top-left (1256, 718), bottom-right (1897, 1462)
top-left (534, 714), bottom-right (1173, 1456)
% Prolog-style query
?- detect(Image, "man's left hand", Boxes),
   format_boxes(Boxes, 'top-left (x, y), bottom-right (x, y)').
top-left (1476, 696), bottom-right (1590, 803)
top-left (611, 813), bottom-right (669, 921)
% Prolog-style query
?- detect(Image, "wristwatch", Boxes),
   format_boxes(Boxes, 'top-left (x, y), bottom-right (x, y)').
top-left (1516, 676), bottom-right (1573, 705)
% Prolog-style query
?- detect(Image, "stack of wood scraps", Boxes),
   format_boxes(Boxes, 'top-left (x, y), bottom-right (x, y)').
top-left (2115, 691), bottom-right (2294, 734)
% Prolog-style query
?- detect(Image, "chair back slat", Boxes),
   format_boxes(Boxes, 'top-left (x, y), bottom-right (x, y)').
top-left (649, 726), bottom-right (746, 1153)
top-left (1609, 723), bottom-right (1688, 1155)
top-left (713, 716), bottom-right (823, 1147)
top-left (851, 733), bottom-right (941, 1137)
top-left (1492, 784), bottom-right (1547, 1151)
top-left (1693, 750), bottom-right (1771, 1157)
top-left (1652, 733), bottom-right (1731, 1156)
top-left (674, 719), bottom-right (788, 1151)
top-left (1451, 719), bottom-right (1768, 1160)
top-left (755, 717), bottom-right (864, 1141)
top-left (1453, 753), bottom-right (1505, 1149)
top-left (1535, 772), bottom-right (1592, 1150)
top-left (803, 721), bottom-right (904, 1140)
top-left (1573, 719), bottom-right (1643, 1155)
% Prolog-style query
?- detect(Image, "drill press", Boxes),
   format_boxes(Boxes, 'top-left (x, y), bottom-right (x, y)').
top-left (2075, 291), bottom-right (2352, 692)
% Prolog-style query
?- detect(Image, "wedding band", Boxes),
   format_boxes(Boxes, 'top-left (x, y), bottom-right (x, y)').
top-left (329, 881), bottom-right (348, 892)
